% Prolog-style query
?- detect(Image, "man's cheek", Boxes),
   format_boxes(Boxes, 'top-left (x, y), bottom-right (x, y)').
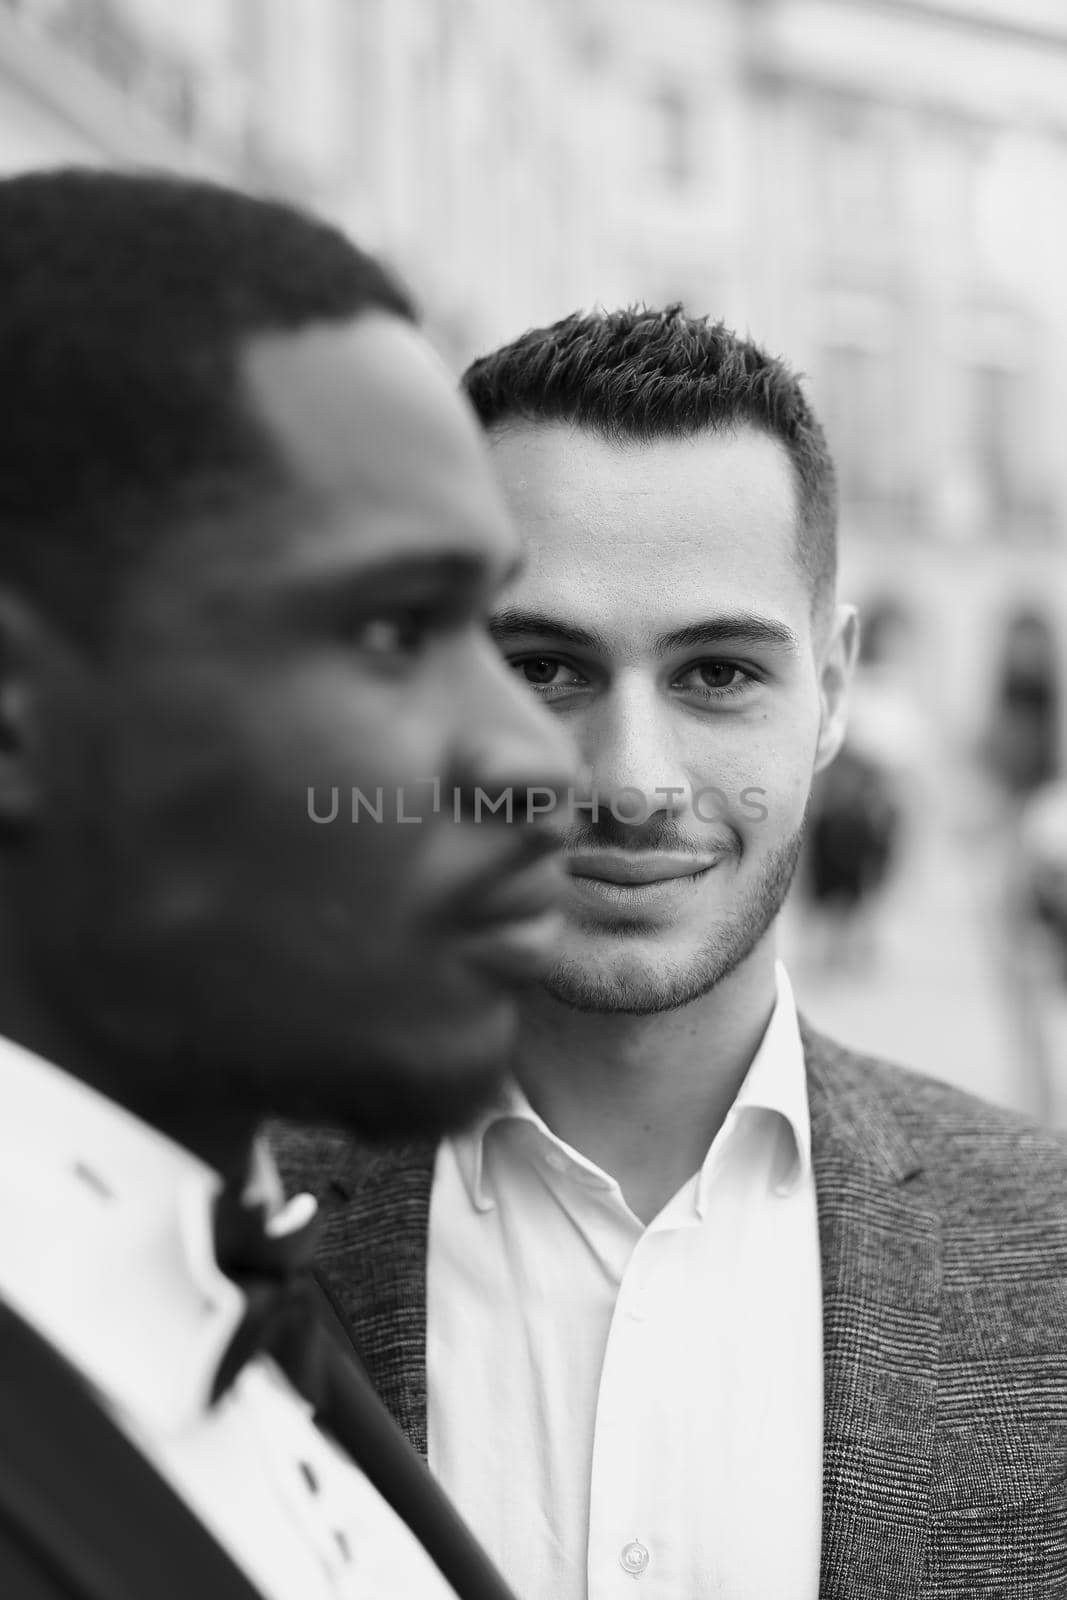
top-left (691, 785), bottom-right (734, 825)
top-left (739, 786), bottom-right (770, 823)
top-left (744, 780), bottom-right (808, 838)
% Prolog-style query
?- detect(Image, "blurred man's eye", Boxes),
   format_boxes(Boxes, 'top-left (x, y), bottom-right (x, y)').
top-left (354, 611), bottom-right (430, 659)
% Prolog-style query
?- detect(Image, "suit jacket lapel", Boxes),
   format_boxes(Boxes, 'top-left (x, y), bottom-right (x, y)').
top-left (272, 1123), bottom-right (436, 1457)
top-left (0, 1300), bottom-right (265, 1600)
top-left (803, 1024), bottom-right (941, 1600)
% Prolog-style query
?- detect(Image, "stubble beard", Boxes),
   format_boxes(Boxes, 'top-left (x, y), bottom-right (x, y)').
top-left (538, 826), bottom-right (805, 1016)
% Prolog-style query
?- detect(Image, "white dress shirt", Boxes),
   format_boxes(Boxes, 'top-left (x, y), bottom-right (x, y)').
top-left (428, 963), bottom-right (822, 1600)
top-left (0, 1034), bottom-right (458, 1600)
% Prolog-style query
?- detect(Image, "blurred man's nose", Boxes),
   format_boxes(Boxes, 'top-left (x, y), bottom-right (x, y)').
top-left (453, 635), bottom-right (579, 822)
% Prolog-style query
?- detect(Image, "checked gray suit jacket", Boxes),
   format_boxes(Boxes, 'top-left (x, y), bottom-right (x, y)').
top-left (274, 1025), bottom-right (1067, 1599)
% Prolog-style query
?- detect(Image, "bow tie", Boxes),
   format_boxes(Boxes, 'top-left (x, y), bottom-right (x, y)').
top-left (208, 1175), bottom-right (521, 1600)
top-left (210, 1181), bottom-right (326, 1406)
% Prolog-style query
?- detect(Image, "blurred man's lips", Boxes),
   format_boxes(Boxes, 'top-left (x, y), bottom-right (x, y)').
top-left (566, 849), bottom-right (726, 885)
top-left (454, 908), bottom-right (564, 982)
top-left (447, 854), bottom-right (567, 981)
top-left (451, 853), bottom-right (567, 929)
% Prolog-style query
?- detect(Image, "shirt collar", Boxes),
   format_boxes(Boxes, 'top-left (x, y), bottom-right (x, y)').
top-left (0, 1035), bottom-right (304, 1435)
top-left (453, 961), bottom-right (811, 1212)
top-left (700, 961), bottom-right (811, 1207)
top-left (454, 1078), bottom-right (535, 1212)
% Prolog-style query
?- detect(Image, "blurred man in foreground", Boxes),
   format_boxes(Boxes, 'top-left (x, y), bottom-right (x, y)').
top-left (0, 169), bottom-right (573, 1600)
top-left (291, 308), bottom-right (1067, 1599)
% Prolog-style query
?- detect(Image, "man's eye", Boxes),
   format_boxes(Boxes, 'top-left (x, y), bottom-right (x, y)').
top-left (356, 614), bottom-right (428, 659)
top-left (673, 660), bottom-right (755, 699)
top-left (698, 662), bottom-right (740, 689)
top-left (517, 657), bottom-right (563, 686)
top-left (509, 656), bottom-right (587, 697)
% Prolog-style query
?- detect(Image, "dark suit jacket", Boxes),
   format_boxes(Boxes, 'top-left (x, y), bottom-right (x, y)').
top-left (0, 1299), bottom-right (265, 1600)
top-left (0, 1246), bottom-right (514, 1600)
top-left (275, 1025), bottom-right (1067, 1599)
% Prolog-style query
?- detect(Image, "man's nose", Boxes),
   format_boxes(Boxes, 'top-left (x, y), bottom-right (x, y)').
top-left (453, 636), bottom-right (579, 821)
top-left (583, 678), bottom-right (690, 823)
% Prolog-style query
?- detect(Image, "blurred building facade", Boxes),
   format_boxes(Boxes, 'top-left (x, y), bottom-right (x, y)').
top-left (2, 0), bottom-right (1066, 754)
top-left (0, 0), bottom-right (609, 354)
top-left (739, 0), bottom-right (1067, 753)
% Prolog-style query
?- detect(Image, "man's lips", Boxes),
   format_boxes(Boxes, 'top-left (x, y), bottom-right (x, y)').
top-left (449, 848), bottom-right (567, 928)
top-left (566, 848), bottom-right (729, 885)
top-left (564, 847), bottom-right (732, 919)
top-left (445, 848), bottom-right (568, 981)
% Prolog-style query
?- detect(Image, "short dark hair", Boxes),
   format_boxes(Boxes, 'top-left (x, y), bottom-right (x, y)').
top-left (462, 305), bottom-right (838, 620)
top-left (0, 168), bottom-right (414, 640)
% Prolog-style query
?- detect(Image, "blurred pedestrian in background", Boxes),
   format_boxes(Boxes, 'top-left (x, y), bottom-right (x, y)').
top-left (1020, 776), bottom-right (1067, 980)
top-left (978, 606), bottom-right (1067, 1120)
top-left (984, 606), bottom-right (1061, 807)
top-left (804, 742), bottom-right (901, 969)
top-left (802, 596), bottom-right (931, 970)
top-left (994, 610), bottom-right (1067, 959)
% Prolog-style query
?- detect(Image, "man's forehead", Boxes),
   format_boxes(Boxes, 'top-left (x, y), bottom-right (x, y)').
top-left (487, 422), bottom-right (811, 650)
top-left (487, 418), bottom-right (795, 499)
top-left (492, 426), bottom-right (797, 561)
top-left (242, 316), bottom-right (489, 495)
top-left (122, 321), bottom-right (519, 609)
top-left (233, 317), bottom-right (516, 566)
top-left (487, 420), bottom-right (800, 587)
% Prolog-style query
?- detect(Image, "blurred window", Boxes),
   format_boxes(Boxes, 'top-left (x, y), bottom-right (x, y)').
top-left (822, 342), bottom-right (896, 509)
top-left (819, 97), bottom-right (896, 270)
top-left (578, 21), bottom-right (611, 74)
top-left (647, 81), bottom-right (692, 188)
top-left (972, 364), bottom-right (1011, 522)
top-left (970, 363), bottom-right (1021, 525)
top-left (968, 362), bottom-right (1052, 537)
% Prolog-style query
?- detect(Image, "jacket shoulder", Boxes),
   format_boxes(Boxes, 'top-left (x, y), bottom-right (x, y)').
top-left (267, 1119), bottom-right (372, 1204)
top-left (268, 1119), bottom-right (434, 1195)
top-left (803, 1021), bottom-right (1067, 1219)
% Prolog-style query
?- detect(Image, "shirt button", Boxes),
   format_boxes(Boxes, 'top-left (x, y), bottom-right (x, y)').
top-left (619, 1539), bottom-right (650, 1577)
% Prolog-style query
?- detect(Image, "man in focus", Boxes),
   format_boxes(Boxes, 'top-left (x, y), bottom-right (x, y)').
top-left (294, 307), bottom-right (1067, 1600)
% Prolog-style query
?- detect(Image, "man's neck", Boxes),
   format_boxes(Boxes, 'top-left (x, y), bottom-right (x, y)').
top-left (0, 973), bottom-right (256, 1180)
top-left (513, 941), bottom-right (779, 1225)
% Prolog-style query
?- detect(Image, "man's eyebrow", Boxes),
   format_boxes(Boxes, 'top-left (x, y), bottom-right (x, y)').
top-left (488, 608), bottom-right (800, 655)
top-left (656, 617), bottom-right (801, 654)
top-left (489, 609), bottom-right (609, 653)
top-left (353, 552), bottom-right (497, 586)
top-left (296, 550), bottom-right (516, 593)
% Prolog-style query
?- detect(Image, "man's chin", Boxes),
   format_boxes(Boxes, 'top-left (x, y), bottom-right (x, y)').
top-left (537, 835), bottom-right (803, 1015)
top-left (536, 924), bottom-right (771, 1015)
top-left (314, 999), bottom-right (515, 1142)
top-left (336, 1057), bottom-right (508, 1142)
top-left (538, 955), bottom-right (725, 1016)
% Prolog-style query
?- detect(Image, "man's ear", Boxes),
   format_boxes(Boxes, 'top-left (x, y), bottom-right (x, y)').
top-left (813, 603), bottom-right (859, 775)
top-left (0, 589), bottom-right (58, 829)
